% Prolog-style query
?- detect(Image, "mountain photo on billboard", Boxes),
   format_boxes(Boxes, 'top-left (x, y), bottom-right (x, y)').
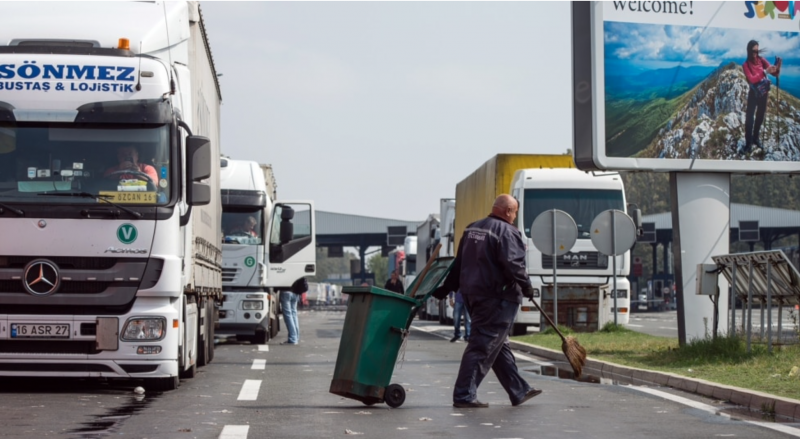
top-left (604, 22), bottom-right (800, 162)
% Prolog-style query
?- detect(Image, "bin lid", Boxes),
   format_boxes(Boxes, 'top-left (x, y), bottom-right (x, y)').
top-left (405, 257), bottom-right (455, 300)
top-left (342, 284), bottom-right (420, 304)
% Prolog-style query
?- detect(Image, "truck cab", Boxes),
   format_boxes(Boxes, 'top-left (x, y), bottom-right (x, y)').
top-left (511, 168), bottom-right (631, 334)
top-left (218, 158), bottom-right (316, 344)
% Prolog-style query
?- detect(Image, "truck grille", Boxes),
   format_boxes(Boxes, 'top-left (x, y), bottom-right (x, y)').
top-left (222, 267), bottom-right (240, 283)
top-left (0, 256), bottom-right (151, 313)
top-left (542, 252), bottom-right (608, 270)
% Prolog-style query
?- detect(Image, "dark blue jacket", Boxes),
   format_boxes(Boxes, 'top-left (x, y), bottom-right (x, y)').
top-left (440, 214), bottom-right (532, 304)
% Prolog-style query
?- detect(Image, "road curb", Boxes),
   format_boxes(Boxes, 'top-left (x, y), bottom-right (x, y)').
top-left (509, 339), bottom-right (800, 421)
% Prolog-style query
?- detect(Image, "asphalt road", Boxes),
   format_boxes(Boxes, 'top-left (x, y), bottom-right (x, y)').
top-left (0, 310), bottom-right (798, 438)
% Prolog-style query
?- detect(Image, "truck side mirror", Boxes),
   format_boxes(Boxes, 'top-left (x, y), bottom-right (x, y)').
top-left (186, 135), bottom-right (211, 181)
top-left (187, 182), bottom-right (211, 206)
top-left (631, 208), bottom-right (642, 230)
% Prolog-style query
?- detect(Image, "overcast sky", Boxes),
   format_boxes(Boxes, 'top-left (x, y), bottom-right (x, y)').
top-left (201, 2), bottom-right (573, 222)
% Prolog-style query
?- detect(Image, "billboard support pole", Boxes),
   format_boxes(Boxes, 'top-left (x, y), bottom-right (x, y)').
top-left (669, 172), bottom-right (731, 346)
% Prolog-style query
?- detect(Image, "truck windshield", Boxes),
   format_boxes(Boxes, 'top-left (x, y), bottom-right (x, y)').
top-left (223, 210), bottom-right (263, 245)
top-left (0, 123), bottom-right (171, 206)
top-left (523, 189), bottom-right (624, 238)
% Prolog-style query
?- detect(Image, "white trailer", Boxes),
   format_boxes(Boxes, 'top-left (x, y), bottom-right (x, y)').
top-left (218, 159), bottom-right (316, 343)
top-left (0, 1), bottom-right (223, 390)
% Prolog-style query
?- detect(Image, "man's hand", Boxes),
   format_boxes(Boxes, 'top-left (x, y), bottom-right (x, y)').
top-left (523, 286), bottom-right (536, 300)
top-left (432, 286), bottom-right (449, 300)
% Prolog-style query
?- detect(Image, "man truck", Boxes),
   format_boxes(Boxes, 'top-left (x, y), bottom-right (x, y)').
top-left (218, 158), bottom-right (316, 344)
top-left (0, 1), bottom-right (223, 390)
top-left (455, 154), bottom-right (632, 334)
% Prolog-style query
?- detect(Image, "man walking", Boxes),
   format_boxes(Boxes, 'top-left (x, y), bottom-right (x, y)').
top-left (434, 194), bottom-right (541, 408)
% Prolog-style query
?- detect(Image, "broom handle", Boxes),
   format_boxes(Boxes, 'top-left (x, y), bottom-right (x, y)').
top-left (409, 243), bottom-right (442, 297)
top-left (527, 297), bottom-right (567, 342)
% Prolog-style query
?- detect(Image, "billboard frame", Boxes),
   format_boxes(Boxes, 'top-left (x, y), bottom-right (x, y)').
top-left (572, 2), bottom-right (800, 174)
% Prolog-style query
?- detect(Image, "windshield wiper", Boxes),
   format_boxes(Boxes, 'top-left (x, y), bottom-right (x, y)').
top-left (37, 192), bottom-right (143, 219)
top-left (0, 202), bottom-right (24, 216)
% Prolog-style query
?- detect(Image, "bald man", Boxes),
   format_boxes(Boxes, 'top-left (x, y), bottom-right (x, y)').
top-left (434, 194), bottom-right (541, 408)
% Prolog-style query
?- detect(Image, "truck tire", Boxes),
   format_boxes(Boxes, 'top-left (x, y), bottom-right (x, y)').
top-left (180, 361), bottom-right (197, 379)
top-left (511, 324), bottom-right (528, 336)
top-left (253, 329), bottom-right (268, 345)
top-left (146, 376), bottom-right (179, 392)
top-left (196, 298), bottom-right (209, 367)
top-left (206, 300), bottom-right (216, 363)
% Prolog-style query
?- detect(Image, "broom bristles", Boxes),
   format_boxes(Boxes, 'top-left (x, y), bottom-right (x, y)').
top-left (561, 336), bottom-right (587, 378)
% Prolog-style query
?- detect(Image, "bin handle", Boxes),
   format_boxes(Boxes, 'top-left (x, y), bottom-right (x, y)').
top-left (390, 326), bottom-right (409, 338)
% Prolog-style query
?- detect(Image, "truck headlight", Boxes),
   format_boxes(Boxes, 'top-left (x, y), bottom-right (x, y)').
top-left (121, 318), bottom-right (166, 341)
top-left (242, 300), bottom-right (264, 310)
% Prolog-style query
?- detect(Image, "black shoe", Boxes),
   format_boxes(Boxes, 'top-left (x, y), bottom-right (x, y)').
top-left (450, 336), bottom-right (460, 343)
top-left (512, 389), bottom-right (543, 406)
top-left (453, 400), bottom-right (489, 408)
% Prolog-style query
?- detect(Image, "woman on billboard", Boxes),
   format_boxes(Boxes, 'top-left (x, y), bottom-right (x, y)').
top-left (742, 40), bottom-right (781, 154)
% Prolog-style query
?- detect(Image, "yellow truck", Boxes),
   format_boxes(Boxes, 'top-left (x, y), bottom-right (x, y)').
top-left (454, 154), bottom-right (575, 251)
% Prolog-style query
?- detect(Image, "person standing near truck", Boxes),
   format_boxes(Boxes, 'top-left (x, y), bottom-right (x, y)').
top-left (280, 277), bottom-right (307, 345)
top-left (449, 290), bottom-right (471, 343)
top-left (434, 194), bottom-right (542, 408)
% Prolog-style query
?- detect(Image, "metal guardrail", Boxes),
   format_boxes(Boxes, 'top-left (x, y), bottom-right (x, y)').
top-left (712, 250), bottom-right (800, 352)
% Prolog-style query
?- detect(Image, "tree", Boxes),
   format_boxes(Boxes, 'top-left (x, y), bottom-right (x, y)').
top-left (367, 253), bottom-right (389, 286)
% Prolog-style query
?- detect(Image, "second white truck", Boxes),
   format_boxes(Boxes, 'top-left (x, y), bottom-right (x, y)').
top-left (218, 159), bottom-right (316, 343)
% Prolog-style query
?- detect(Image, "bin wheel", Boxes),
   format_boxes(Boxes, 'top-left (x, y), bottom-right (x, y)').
top-left (384, 384), bottom-right (406, 408)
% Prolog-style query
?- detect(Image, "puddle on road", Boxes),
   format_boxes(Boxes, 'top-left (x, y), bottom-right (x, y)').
top-left (524, 364), bottom-right (622, 385)
top-left (66, 393), bottom-right (158, 438)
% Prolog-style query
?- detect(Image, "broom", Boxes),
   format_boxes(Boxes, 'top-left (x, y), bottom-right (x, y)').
top-left (526, 297), bottom-right (587, 378)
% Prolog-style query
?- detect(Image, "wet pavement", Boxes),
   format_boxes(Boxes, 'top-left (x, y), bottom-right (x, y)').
top-left (0, 310), bottom-right (798, 438)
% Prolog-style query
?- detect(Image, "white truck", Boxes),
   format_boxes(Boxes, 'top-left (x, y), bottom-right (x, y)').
top-left (421, 199), bottom-right (456, 322)
top-left (509, 168), bottom-right (631, 334)
top-left (218, 159), bottom-right (316, 344)
top-left (0, 2), bottom-right (223, 390)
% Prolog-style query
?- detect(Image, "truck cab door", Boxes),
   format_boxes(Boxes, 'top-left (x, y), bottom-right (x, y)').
top-left (265, 201), bottom-right (316, 287)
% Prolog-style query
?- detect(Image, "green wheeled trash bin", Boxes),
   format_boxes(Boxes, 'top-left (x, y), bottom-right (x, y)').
top-left (329, 257), bottom-right (454, 408)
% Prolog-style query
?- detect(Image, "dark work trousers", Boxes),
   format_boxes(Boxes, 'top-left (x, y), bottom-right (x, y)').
top-left (744, 88), bottom-right (768, 147)
top-left (453, 295), bottom-right (532, 404)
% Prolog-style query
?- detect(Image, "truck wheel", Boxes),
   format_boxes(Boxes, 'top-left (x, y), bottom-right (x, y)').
top-left (196, 299), bottom-right (208, 367)
top-left (511, 324), bottom-right (528, 336)
top-left (384, 384), bottom-right (406, 408)
top-left (146, 376), bottom-right (179, 392)
top-left (253, 329), bottom-right (268, 345)
top-left (269, 316), bottom-right (279, 339)
top-left (180, 361), bottom-right (196, 379)
top-left (206, 299), bottom-right (216, 363)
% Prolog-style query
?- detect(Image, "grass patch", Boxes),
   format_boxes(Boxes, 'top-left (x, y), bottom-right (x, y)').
top-left (514, 331), bottom-right (800, 400)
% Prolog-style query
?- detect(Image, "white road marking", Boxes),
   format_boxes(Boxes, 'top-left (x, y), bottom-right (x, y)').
top-left (626, 324), bottom-right (644, 328)
top-left (252, 359), bottom-right (266, 370)
top-left (257, 344), bottom-right (269, 352)
top-left (237, 380), bottom-right (261, 401)
top-left (219, 425), bottom-right (249, 439)
top-left (658, 327), bottom-right (677, 330)
top-left (630, 386), bottom-right (800, 437)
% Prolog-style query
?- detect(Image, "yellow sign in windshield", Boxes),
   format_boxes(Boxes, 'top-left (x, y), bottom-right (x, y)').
top-left (98, 191), bottom-right (157, 204)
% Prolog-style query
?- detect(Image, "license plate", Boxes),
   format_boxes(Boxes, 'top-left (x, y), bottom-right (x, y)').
top-left (10, 323), bottom-right (70, 339)
top-left (98, 191), bottom-right (157, 204)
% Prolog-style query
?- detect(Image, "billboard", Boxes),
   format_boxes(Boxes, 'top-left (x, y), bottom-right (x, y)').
top-left (573, 2), bottom-right (800, 173)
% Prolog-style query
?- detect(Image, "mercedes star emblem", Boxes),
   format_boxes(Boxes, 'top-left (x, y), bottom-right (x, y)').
top-left (37, 220), bottom-right (47, 229)
top-left (22, 259), bottom-right (61, 296)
